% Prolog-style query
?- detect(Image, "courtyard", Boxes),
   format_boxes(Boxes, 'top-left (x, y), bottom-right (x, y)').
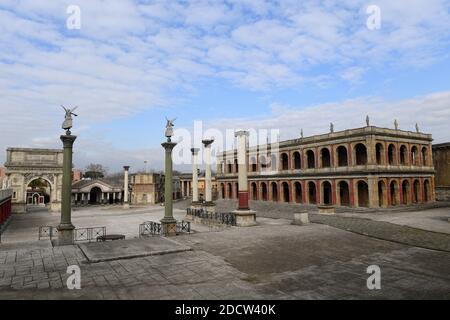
top-left (0, 200), bottom-right (449, 299)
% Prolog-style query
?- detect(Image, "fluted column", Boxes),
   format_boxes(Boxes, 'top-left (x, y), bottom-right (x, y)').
top-left (123, 166), bottom-right (130, 208)
top-left (202, 139), bottom-right (214, 211)
top-left (191, 148), bottom-right (200, 207)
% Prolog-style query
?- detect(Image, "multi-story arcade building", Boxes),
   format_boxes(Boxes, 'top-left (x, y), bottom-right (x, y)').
top-left (216, 125), bottom-right (436, 208)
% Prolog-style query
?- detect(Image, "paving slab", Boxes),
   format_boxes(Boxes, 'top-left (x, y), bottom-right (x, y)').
top-left (78, 237), bottom-right (192, 263)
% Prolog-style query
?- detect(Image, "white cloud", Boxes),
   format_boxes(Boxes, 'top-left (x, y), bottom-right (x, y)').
top-left (205, 90), bottom-right (450, 145)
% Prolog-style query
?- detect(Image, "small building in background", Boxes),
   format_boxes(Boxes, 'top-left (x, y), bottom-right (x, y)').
top-left (72, 169), bottom-right (83, 182)
top-left (433, 142), bottom-right (450, 201)
top-left (130, 173), bottom-right (164, 205)
top-left (72, 179), bottom-right (123, 205)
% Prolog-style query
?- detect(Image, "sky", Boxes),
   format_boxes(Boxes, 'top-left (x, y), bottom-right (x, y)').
top-left (1, 0), bottom-right (449, 173)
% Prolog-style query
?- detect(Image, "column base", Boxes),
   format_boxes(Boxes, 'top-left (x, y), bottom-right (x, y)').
top-left (123, 203), bottom-right (130, 209)
top-left (190, 201), bottom-right (203, 209)
top-left (232, 210), bottom-right (257, 227)
top-left (161, 218), bottom-right (177, 237)
top-left (56, 223), bottom-right (75, 246)
top-left (318, 205), bottom-right (336, 215)
top-left (204, 202), bottom-right (216, 213)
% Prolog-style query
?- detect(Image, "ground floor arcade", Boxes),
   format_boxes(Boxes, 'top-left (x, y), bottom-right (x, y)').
top-left (218, 176), bottom-right (436, 208)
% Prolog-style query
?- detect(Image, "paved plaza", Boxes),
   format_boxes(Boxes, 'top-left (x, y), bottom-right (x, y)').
top-left (0, 201), bottom-right (449, 299)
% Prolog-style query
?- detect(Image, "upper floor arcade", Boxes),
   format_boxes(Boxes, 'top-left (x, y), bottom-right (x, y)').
top-left (216, 126), bottom-right (434, 176)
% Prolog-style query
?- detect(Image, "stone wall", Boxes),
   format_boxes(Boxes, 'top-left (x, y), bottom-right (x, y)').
top-left (436, 187), bottom-right (450, 201)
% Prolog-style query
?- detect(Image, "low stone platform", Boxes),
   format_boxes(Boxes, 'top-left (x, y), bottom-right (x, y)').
top-left (78, 237), bottom-right (192, 263)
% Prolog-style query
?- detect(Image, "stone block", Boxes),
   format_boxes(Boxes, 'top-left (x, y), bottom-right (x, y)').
top-left (232, 210), bottom-right (257, 227)
top-left (318, 205), bottom-right (336, 215)
top-left (293, 213), bottom-right (309, 225)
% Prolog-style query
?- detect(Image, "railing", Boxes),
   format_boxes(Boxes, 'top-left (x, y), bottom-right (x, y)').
top-left (177, 220), bottom-right (191, 234)
top-left (73, 227), bottom-right (106, 242)
top-left (139, 221), bottom-right (162, 237)
top-left (38, 226), bottom-right (58, 240)
top-left (139, 220), bottom-right (191, 238)
top-left (186, 208), bottom-right (236, 226)
top-left (38, 226), bottom-right (106, 242)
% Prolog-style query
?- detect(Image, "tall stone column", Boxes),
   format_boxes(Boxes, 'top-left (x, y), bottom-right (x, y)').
top-left (161, 140), bottom-right (177, 236)
top-left (57, 134), bottom-right (76, 246)
top-left (123, 166), bottom-right (130, 208)
top-left (202, 139), bottom-right (215, 212)
top-left (236, 131), bottom-right (250, 210)
top-left (232, 131), bottom-right (257, 227)
top-left (191, 148), bottom-right (201, 208)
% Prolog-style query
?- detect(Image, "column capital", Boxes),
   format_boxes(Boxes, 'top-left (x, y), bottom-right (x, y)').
top-left (60, 134), bottom-right (77, 147)
top-left (191, 148), bottom-right (200, 155)
top-left (123, 166), bottom-right (130, 171)
top-left (235, 130), bottom-right (249, 137)
top-left (202, 139), bottom-right (214, 147)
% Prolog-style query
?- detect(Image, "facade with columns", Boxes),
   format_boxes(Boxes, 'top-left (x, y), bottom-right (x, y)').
top-left (71, 179), bottom-right (123, 205)
top-left (216, 126), bottom-right (436, 208)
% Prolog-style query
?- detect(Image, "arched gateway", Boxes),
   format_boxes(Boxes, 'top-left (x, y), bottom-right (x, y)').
top-left (4, 148), bottom-right (63, 213)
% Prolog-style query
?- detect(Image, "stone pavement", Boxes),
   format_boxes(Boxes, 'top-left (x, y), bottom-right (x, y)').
top-left (310, 214), bottom-right (450, 252)
top-left (0, 203), bottom-right (449, 300)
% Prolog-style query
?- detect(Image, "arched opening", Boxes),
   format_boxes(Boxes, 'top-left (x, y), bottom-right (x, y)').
top-left (338, 181), bottom-right (350, 206)
top-left (308, 181), bottom-right (316, 204)
top-left (322, 181), bottom-right (332, 205)
top-left (90, 187), bottom-right (102, 204)
top-left (402, 180), bottom-right (410, 205)
top-left (411, 146), bottom-right (419, 166)
top-left (421, 147), bottom-right (428, 166)
top-left (235, 183), bottom-right (239, 199)
top-left (388, 144), bottom-right (396, 165)
top-left (293, 152), bottom-right (301, 169)
top-left (282, 182), bottom-right (290, 202)
top-left (355, 144), bottom-right (368, 165)
top-left (227, 162), bottom-right (233, 174)
top-left (271, 154), bottom-right (277, 171)
top-left (221, 183), bottom-right (225, 199)
top-left (337, 146), bottom-right (348, 166)
top-left (26, 178), bottom-right (51, 209)
top-left (306, 150), bottom-right (315, 169)
top-left (400, 145), bottom-right (408, 165)
top-left (390, 180), bottom-right (398, 206)
top-left (271, 182), bottom-right (278, 202)
top-left (294, 182), bottom-right (302, 203)
top-left (281, 153), bottom-right (289, 170)
top-left (413, 180), bottom-right (420, 203)
top-left (376, 143), bottom-right (384, 165)
top-left (321, 148), bottom-right (331, 168)
top-left (261, 182), bottom-right (268, 201)
top-left (227, 183), bottom-right (232, 199)
top-left (251, 182), bottom-right (258, 200)
top-left (378, 180), bottom-right (386, 207)
top-left (357, 181), bottom-right (369, 207)
top-left (424, 180), bottom-right (431, 202)
top-left (259, 155), bottom-right (268, 170)
top-left (250, 157), bottom-right (257, 172)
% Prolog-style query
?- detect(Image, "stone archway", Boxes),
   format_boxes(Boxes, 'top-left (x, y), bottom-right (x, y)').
top-left (5, 148), bottom-right (63, 213)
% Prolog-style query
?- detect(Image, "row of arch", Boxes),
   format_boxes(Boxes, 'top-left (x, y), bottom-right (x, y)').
top-left (219, 178), bottom-right (433, 208)
top-left (220, 143), bottom-right (430, 174)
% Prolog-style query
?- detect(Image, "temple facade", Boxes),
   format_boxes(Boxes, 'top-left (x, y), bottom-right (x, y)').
top-left (216, 126), bottom-right (436, 208)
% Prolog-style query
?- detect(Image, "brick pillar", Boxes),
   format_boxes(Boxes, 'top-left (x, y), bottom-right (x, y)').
top-left (399, 180), bottom-right (404, 205)
top-left (368, 176), bottom-right (379, 208)
top-left (330, 146), bottom-right (335, 167)
top-left (349, 179), bottom-right (355, 207)
top-left (315, 147), bottom-right (319, 169)
top-left (331, 180), bottom-right (337, 205)
top-left (316, 180), bottom-right (321, 205)
top-left (348, 143), bottom-right (353, 166)
top-left (301, 181), bottom-right (307, 204)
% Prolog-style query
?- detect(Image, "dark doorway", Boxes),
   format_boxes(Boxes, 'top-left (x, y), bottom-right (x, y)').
top-left (357, 181), bottom-right (369, 207)
top-left (339, 181), bottom-right (350, 206)
top-left (322, 181), bottom-right (332, 205)
top-left (294, 182), bottom-right (302, 203)
top-left (308, 182), bottom-right (316, 204)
